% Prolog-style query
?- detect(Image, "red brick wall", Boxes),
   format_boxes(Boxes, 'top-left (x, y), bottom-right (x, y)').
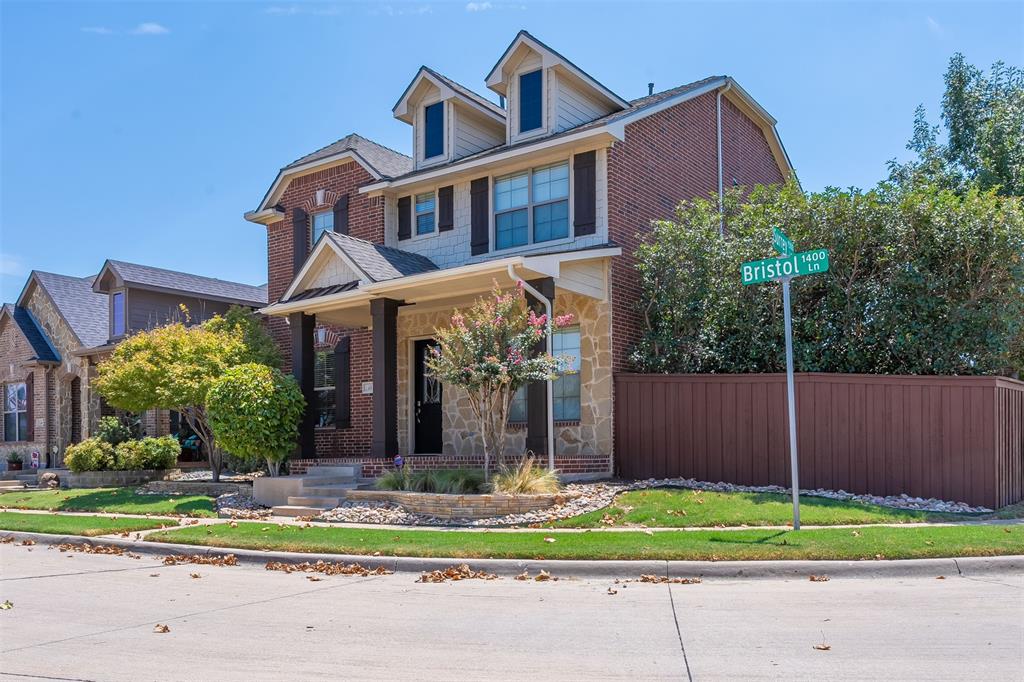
top-left (288, 454), bottom-right (611, 477)
top-left (606, 91), bottom-right (786, 372)
top-left (264, 160), bottom-right (384, 458)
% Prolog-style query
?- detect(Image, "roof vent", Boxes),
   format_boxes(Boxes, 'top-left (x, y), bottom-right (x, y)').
top-left (648, 82), bottom-right (654, 96)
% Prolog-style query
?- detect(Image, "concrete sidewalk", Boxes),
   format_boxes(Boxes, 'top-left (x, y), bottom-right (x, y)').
top-left (1, 543), bottom-right (1021, 681)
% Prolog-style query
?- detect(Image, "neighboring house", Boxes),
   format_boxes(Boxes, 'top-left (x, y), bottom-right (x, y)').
top-left (0, 261), bottom-right (268, 469)
top-left (246, 30), bottom-right (792, 476)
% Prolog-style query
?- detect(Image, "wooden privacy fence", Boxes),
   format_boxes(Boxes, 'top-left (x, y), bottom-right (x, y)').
top-left (614, 373), bottom-right (1024, 509)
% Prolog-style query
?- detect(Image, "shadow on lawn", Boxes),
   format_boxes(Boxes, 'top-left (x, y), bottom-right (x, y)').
top-left (2, 488), bottom-right (213, 515)
top-left (705, 530), bottom-right (792, 547)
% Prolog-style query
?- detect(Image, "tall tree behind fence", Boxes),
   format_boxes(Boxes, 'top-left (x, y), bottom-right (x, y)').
top-left (615, 373), bottom-right (1024, 509)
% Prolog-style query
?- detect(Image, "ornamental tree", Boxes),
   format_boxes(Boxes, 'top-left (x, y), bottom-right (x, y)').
top-left (93, 322), bottom-right (248, 481)
top-left (427, 281), bottom-right (574, 479)
top-left (207, 363), bottom-right (305, 477)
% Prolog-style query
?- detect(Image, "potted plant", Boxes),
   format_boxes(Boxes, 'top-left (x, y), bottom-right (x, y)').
top-left (6, 451), bottom-right (23, 471)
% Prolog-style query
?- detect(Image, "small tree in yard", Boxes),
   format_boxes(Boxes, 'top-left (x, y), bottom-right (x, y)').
top-left (93, 322), bottom-right (248, 482)
top-left (427, 281), bottom-right (573, 480)
top-left (207, 363), bottom-right (305, 477)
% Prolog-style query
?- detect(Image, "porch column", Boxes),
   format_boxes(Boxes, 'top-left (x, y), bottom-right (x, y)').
top-left (370, 298), bottom-right (401, 458)
top-left (290, 312), bottom-right (316, 458)
top-left (526, 278), bottom-right (555, 457)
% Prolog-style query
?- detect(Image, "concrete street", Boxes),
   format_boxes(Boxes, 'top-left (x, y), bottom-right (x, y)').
top-left (1, 543), bottom-right (1021, 681)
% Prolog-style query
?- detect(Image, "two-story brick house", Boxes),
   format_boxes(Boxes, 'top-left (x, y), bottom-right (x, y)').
top-left (247, 31), bottom-right (791, 476)
top-left (0, 261), bottom-right (267, 469)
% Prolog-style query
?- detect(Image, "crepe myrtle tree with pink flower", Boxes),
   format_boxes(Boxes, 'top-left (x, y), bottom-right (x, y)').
top-left (427, 281), bottom-right (574, 480)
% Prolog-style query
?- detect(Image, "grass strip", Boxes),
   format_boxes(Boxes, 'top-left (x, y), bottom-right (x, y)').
top-left (553, 488), bottom-right (964, 529)
top-left (146, 521), bottom-right (1024, 561)
top-left (0, 487), bottom-right (216, 518)
top-left (0, 511), bottom-right (175, 537)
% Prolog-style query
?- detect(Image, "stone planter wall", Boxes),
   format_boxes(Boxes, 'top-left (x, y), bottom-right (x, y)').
top-left (344, 489), bottom-right (579, 519)
top-left (63, 469), bottom-right (171, 489)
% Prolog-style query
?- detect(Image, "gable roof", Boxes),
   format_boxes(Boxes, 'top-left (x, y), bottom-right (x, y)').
top-left (24, 271), bottom-right (109, 349)
top-left (485, 30), bottom-right (629, 109)
top-left (393, 66), bottom-right (506, 124)
top-left (94, 260), bottom-right (268, 307)
top-left (0, 304), bottom-right (61, 364)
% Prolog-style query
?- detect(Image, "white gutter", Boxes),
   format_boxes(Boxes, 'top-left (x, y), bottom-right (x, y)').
top-left (716, 81), bottom-right (732, 236)
top-left (508, 263), bottom-right (555, 472)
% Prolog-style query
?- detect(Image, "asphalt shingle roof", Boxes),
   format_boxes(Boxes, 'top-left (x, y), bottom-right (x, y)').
top-left (420, 66), bottom-right (505, 119)
top-left (106, 261), bottom-right (268, 307)
top-left (32, 271), bottom-right (109, 349)
top-left (2, 304), bottom-right (61, 363)
top-left (325, 232), bottom-right (439, 282)
top-left (283, 133), bottom-right (413, 179)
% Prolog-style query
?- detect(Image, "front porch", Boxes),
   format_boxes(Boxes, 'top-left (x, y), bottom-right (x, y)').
top-left (262, 233), bottom-right (618, 475)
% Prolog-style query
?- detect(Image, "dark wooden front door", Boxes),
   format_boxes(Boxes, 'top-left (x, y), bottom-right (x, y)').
top-left (414, 339), bottom-right (443, 454)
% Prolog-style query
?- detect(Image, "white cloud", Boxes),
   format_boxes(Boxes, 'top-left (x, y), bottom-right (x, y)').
top-left (926, 16), bottom-right (944, 38)
top-left (466, 2), bottom-right (492, 10)
top-left (263, 5), bottom-right (342, 16)
top-left (0, 255), bottom-right (25, 277)
top-left (373, 4), bottom-right (432, 16)
top-left (131, 22), bottom-right (170, 35)
top-left (81, 26), bottom-right (114, 35)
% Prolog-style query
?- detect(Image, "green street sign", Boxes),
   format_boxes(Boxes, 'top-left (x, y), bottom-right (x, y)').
top-left (772, 228), bottom-right (794, 256)
top-left (741, 249), bottom-right (830, 286)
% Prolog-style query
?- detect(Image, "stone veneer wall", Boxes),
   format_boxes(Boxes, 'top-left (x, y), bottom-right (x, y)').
top-left (395, 290), bottom-right (612, 463)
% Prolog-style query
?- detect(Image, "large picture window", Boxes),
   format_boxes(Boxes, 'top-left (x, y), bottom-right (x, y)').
top-left (507, 326), bottom-right (581, 423)
top-left (494, 161), bottom-right (569, 250)
top-left (311, 211), bottom-right (334, 245)
top-left (314, 350), bottom-right (336, 428)
top-left (3, 383), bottom-right (28, 442)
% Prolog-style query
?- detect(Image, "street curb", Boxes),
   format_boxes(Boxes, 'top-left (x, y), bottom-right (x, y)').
top-left (3, 530), bottom-right (1022, 580)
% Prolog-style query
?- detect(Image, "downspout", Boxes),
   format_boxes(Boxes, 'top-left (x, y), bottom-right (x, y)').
top-left (716, 81), bottom-right (732, 236)
top-left (508, 264), bottom-right (555, 472)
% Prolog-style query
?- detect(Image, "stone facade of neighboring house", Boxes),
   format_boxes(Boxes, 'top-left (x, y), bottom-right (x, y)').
top-left (1, 262), bottom-right (268, 471)
top-left (246, 30), bottom-right (792, 477)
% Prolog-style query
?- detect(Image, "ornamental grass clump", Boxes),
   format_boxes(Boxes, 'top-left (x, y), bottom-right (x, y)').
top-left (427, 281), bottom-right (573, 479)
top-left (490, 456), bottom-right (561, 495)
top-left (374, 468), bottom-right (485, 495)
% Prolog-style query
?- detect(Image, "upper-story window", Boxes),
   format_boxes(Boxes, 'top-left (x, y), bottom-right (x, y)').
top-left (424, 102), bottom-right (444, 159)
top-left (311, 210), bottom-right (333, 245)
top-left (3, 382), bottom-right (28, 442)
top-left (112, 292), bottom-right (125, 337)
top-left (415, 192), bottom-right (436, 235)
top-left (519, 69), bottom-right (543, 133)
top-left (494, 161), bottom-right (569, 250)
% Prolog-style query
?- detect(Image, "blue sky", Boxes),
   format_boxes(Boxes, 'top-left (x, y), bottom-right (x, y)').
top-left (1, 1), bottom-right (1021, 300)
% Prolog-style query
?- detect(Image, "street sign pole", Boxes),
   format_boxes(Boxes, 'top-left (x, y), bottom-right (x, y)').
top-left (781, 277), bottom-right (800, 530)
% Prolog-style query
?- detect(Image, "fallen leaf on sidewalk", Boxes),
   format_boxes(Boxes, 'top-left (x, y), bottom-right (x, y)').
top-left (936, 576), bottom-right (946, 580)
top-left (809, 575), bottom-right (830, 582)
top-left (163, 554), bottom-right (238, 567)
top-left (625, 575), bottom-right (702, 585)
top-left (0, 600), bottom-right (13, 610)
top-left (153, 624), bottom-right (170, 633)
top-left (0, 536), bottom-right (13, 544)
top-left (266, 560), bottom-right (391, 577)
top-left (607, 588), bottom-right (618, 595)
top-left (57, 543), bottom-right (140, 559)
top-left (189, 573), bottom-right (202, 579)
top-left (534, 570), bottom-right (555, 582)
top-left (813, 643), bottom-right (831, 651)
top-left (306, 576), bottom-right (322, 582)
top-left (20, 539), bottom-right (34, 546)
top-left (149, 574), bottom-right (160, 577)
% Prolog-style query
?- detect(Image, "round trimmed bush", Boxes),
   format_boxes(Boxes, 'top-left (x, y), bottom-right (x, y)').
top-left (64, 438), bottom-right (115, 473)
top-left (113, 436), bottom-right (179, 470)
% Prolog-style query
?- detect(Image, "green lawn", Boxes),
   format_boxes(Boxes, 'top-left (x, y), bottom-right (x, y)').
top-left (553, 488), bottom-right (962, 529)
top-left (146, 521), bottom-right (1023, 561)
top-left (0, 487), bottom-right (216, 517)
top-left (0, 511), bottom-right (175, 537)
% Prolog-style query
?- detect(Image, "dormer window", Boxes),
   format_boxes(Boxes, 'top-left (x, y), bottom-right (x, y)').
top-left (424, 102), bottom-right (444, 159)
top-left (311, 210), bottom-right (333, 245)
top-left (112, 291), bottom-right (125, 337)
top-left (519, 69), bottom-right (543, 133)
top-left (415, 192), bottom-right (436, 235)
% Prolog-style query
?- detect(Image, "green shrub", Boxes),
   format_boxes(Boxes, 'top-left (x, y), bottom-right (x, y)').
top-left (95, 416), bottom-right (132, 446)
top-left (64, 439), bottom-right (115, 473)
top-left (113, 436), bottom-right (179, 471)
top-left (490, 457), bottom-right (561, 495)
top-left (374, 468), bottom-right (485, 494)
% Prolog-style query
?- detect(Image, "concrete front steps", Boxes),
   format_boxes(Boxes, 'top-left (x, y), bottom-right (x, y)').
top-left (0, 472), bottom-right (39, 490)
top-left (271, 465), bottom-right (365, 517)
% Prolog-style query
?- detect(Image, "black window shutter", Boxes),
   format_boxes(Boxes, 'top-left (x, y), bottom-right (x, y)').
top-left (397, 196), bottom-right (411, 241)
top-left (573, 150), bottom-right (597, 236)
top-left (292, 207), bottom-right (309, 275)
top-left (334, 337), bottom-right (351, 429)
top-left (24, 371), bottom-right (34, 442)
top-left (438, 185), bottom-right (454, 232)
top-left (333, 194), bottom-right (349, 235)
top-left (470, 177), bottom-right (489, 255)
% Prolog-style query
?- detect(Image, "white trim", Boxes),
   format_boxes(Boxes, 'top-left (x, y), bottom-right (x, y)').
top-left (605, 78), bottom-right (726, 139)
top-left (280, 235), bottom-right (373, 302)
top-left (249, 151), bottom-right (380, 217)
top-left (394, 67), bottom-right (505, 126)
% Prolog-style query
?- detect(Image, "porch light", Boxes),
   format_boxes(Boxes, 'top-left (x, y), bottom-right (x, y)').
top-left (316, 326), bottom-right (327, 345)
